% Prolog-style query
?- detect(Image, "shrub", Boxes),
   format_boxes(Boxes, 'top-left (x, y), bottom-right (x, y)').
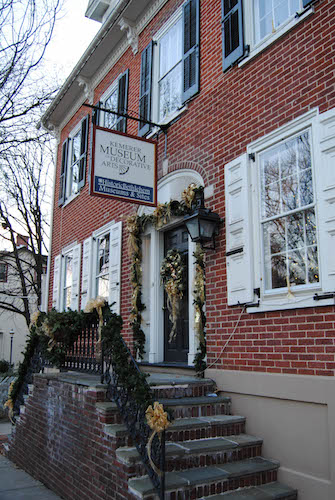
top-left (0, 359), bottom-right (10, 373)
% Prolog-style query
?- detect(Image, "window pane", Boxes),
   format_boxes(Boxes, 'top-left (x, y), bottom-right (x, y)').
top-left (97, 234), bottom-right (110, 275)
top-left (159, 18), bottom-right (182, 78)
top-left (159, 62), bottom-right (182, 121)
top-left (274, 0), bottom-right (289, 28)
top-left (266, 254), bottom-right (287, 289)
top-left (70, 163), bottom-right (79, 195)
top-left (97, 275), bottom-right (109, 299)
top-left (72, 131), bottom-right (81, 163)
top-left (288, 249), bottom-right (306, 286)
top-left (305, 209), bottom-right (317, 246)
top-left (307, 246), bottom-right (319, 283)
top-left (281, 174), bottom-right (298, 212)
top-left (264, 219), bottom-right (286, 254)
top-left (287, 212), bottom-right (304, 250)
top-left (104, 89), bottom-right (118, 129)
top-left (263, 181), bottom-right (280, 218)
top-left (300, 168), bottom-right (313, 206)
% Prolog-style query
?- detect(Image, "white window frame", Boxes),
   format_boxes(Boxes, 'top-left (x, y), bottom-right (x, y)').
top-left (239, 0), bottom-right (314, 67)
top-left (247, 107), bottom-right (324, 312)
top-left (62, 248), bottom-right (74, 311)
top-left (100, 80), bottom-right (119, 129)
top-left (93, 224), bottom-right (112, 301)
top-left (151, 7), bottom-right (187, 127)
top-left (58, 242), bottom-right (81, 312)
top-left (64, 122), bottom-right (82, 205)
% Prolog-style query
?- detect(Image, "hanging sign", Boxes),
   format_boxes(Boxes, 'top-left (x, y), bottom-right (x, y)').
top-left (91, 125), bottom-right (157, 206)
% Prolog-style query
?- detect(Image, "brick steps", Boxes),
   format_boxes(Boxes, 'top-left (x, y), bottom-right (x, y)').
top-left (100, 375), bottom-right (297, 499)
top-left (117, 434), bottom-right (263, 474)
top-left (202, 481), bottom-right (298, 499)
top-left (128, 457), bottom-right (281, 499)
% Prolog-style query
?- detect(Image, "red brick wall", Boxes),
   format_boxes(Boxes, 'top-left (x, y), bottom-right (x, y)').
top-left (49, 0), bottom-right (335, 375)
top-left (8, 375), bottom-right (131, 500)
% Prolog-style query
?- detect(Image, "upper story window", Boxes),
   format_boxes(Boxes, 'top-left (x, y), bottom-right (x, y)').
top-left (58, 115), bottom-right (89, 206)
top-left (222, 0), bottom-right (315, 71)
top-left (96, 71), bottom-right (129, 134)
top-left (0, 263), bottom-right (8, 282)
top-left (138, 0), bottom-right (200, 136)
top-left (254, 0), bottom-right (300, 43)
top-left (158, 15), bottom-right (183, 122)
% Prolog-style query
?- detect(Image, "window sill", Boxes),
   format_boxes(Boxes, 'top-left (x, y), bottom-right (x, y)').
top-left (247, 287), bottom-right (335, 313)
top-left (239, 7), bottom-right (314, 69)
top-left (146, 105), bottom-right (188, 139)
top-left (62, 191), bottom-right (80, 208)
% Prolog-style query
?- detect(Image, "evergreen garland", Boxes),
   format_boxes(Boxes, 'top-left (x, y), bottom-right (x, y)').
top-left (127, 184), bottom-right (207, 373)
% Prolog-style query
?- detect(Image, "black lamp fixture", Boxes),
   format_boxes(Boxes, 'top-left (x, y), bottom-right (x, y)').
top-left (184, 187), bottom-right (222, 250)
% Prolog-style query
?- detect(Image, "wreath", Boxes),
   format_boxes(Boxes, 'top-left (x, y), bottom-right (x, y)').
top-left (160, 248), bottom-right (185, 343)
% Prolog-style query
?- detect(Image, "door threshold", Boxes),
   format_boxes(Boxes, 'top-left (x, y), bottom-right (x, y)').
top-left (138, 361), bottom-right (196, 377)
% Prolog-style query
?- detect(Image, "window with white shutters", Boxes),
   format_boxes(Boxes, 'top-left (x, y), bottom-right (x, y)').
top-left (225, 107), bottom-right (335, 312)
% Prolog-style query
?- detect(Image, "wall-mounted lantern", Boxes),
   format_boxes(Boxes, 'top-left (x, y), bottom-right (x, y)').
top-left (184, 188), bottom-right (223, 250)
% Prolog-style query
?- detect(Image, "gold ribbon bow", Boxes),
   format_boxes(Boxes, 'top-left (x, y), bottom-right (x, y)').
top-left (145, 402), bottom-right (170, 476)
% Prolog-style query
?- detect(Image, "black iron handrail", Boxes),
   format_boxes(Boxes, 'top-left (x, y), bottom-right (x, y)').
top-left (102, 336), bottom-right (166, 500)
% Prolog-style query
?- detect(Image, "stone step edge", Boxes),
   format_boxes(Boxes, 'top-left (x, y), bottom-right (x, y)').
top-left (104, 415), bottom-right (246, 438)
top-left (128, 457), bottom-right (280, 498)
top-left (202, 481), bottom-right (297, 499)
top-left (96, 396), bottom-right (230, 414)
top-left (116, 434), bottom-right (263, 465)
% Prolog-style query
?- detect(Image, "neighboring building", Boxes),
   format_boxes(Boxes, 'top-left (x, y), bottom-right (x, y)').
top-left (42, 0), bottom-right (335, 498)
top-left (0, 235), bottom-right (47, 367)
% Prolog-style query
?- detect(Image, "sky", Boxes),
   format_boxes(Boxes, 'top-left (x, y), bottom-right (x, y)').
top-left (44, 0), bottom-right (101, 84)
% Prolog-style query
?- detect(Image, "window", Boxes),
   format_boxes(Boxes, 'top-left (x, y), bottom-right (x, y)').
top-left (81, 221), bottom-right (122, 313)
top-left (254, 0), bottom-right (300, 43)
top-left (138, 0), bottom-right (199, 136)
top-left (222, 0), bottom-right (315, 70)
top-left (58, 115), bottom-right (89, 206)
top-left (95, 232), bottom-right (110, 299)
top-left (225, 107), bottom-right (335, 312)
top-left (63, 251), bottom-right (73, 310)
top-left (52, 244), bottom-right (81, 311)
top-left (96, 71), bottom-right (129, 133)
top-left (260, 131), bottom-right (319, 291)
top-left (0, 263), bottom-right (8, 282)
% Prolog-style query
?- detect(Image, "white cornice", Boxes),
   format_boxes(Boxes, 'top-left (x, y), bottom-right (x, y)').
top-left (55, 0), bottom-right (170, 133)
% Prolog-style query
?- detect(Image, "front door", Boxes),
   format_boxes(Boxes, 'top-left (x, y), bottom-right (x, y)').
top-left (164, 227), bottom-right (189, 363)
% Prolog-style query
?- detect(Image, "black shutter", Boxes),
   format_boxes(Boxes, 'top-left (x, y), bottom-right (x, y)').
top-left (222, 0), bottom-right (244, 71)
top-left (78, 115), bottom-right (89, 189)
top-left (302, 0), bottom-right (313, 7)
top-left (182, 0), bottom-right (200, 103)
top-left (138, 42), bottom-right (153, 137)
top-left (116, 70), bottom-right (129, 133)
top-left (93, 101), bottom-right (102, 125)
top-left (58, 139), bottom-right (69, 205)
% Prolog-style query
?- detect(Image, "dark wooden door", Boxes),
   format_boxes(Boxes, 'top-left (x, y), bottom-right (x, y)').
top-left (164, 227), bottom-right (189, 363)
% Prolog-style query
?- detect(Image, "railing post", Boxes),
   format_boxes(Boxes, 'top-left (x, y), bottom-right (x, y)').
top-left (160, 430), bottom-right (166, 500)
top-left (100, 339), bottom-right (104, 384)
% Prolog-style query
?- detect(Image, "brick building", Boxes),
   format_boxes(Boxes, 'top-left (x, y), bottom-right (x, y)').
top-left (41, 0), bottom-right (335, 497)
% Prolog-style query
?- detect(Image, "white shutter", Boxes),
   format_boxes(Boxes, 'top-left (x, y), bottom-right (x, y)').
top-left (108, 221), bottom-right (122, 313)
top-left (225, 153), bottom-right (254, 305)
top-left (70, 244), bottom-right (81, 311)
top-left (316, 109), bottom-right (335, 293)
top-left (52, 254), bottom-right (61, 310)
top-left (81, 237), bottom-right (93, 310)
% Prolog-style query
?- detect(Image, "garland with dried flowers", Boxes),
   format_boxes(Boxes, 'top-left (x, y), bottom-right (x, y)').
top-left (160, 248), bottom-right (186, 343)
top-left (193, 244), bottom-right (207, 374)
top-left (127, 183), bottom-right (207, 371)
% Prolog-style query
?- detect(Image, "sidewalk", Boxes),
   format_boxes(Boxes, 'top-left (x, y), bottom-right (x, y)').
top-left (0, 419), bottom-right (62, 499)
top-left (0, 455), bottom-right (62, 499)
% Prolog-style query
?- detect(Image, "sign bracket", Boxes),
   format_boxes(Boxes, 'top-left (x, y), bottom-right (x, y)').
top-left (82, 104), bottom-right (169, 133)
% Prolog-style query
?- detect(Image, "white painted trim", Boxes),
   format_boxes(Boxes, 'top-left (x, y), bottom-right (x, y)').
top-left (240, 2), bottom-right (314, 68)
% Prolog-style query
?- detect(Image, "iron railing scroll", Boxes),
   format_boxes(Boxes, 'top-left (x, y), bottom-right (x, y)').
top-left (102, 337), bottom-right (166, 500)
